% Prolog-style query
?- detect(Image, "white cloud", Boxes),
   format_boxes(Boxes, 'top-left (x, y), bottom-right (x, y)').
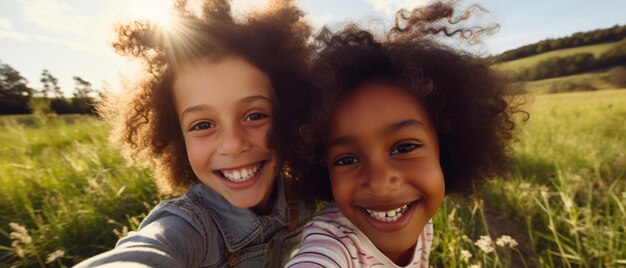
top-left (21, 0), bottom-right (90, 34)
top-left (0, 28), bottom-right (102, 54)
top-left (367, 0), bottom-right (395, 14)
top-left (0, 29), bottom-right (30, 42)
top-left (366, 0), bottom-right (432, 15)
top-left (308, 13), bottom-right (336, 28)
top-left (0, 17), bottom-right (14, 30)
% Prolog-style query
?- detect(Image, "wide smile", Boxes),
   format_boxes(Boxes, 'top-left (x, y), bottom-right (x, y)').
top-left (365, 203), bottom-right (410, 222)
top-left (357, 200), bottom-right (419, 231)
top-left (214, 161), bottom-right (266, 185)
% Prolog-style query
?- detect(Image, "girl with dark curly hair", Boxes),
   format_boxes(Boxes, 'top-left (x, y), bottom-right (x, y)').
top-left (286, 1), bottom-right (525, 267)
top-left (76, 0), bottom-right (315, 267)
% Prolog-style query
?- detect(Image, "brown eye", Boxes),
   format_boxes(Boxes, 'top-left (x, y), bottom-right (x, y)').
top-left (245, 112), bottom-right (269, 121)
top-left (190, 121), bottom-right (215, 131)
top-left (333, 155), bottom-right (360, 166)
top-left (390, 143), bottom-right (420, 155)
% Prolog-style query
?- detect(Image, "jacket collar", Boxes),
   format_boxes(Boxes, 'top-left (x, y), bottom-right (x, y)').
top-left (185, 176), bottom-right (289, 251)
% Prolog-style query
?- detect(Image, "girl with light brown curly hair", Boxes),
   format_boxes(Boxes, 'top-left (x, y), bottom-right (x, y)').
top-left (76, 0), bottom-right (314, 267)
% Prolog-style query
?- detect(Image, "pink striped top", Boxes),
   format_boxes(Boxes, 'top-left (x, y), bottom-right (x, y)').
top-left (286, 204), bottom-right (433, 268)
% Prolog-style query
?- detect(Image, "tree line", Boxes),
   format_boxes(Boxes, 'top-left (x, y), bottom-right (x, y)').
top-left (511, 38), bottom-right (626, 81)
top-left (0, 60), bottom-right (98, 115)
top-left (493, 24), bottom-right (626, 63)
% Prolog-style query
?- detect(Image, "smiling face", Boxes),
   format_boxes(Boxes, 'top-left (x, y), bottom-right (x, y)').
top-left (173, 55), bottom-right (277, 214)
top-left (326, 83), bottom-right (445, 265)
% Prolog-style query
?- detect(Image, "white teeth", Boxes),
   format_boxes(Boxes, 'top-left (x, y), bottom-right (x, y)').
top-left (365, 204), bottom-right (410, 222)
top-left (221, 163), bottom-right (261, 183)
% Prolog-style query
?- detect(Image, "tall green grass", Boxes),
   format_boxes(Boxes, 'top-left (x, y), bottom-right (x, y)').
top-left (1, 90), bottom-right (625, 267)
top-left (430, 89), bottom-right (626, 267)
top-left (0, 115), bottom-right (160, 267)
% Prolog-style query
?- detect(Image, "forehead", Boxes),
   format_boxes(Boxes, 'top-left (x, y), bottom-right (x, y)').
top-left (172, 56), bottom-right (274, 112)
top-left (328, 83), bottom-right (434, 140)
top-left (173, 55), bottom-right (268, 88)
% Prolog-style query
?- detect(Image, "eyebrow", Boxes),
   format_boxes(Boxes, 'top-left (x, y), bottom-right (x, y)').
top-left (382, 119), bottom-right (424, 136)
top-left (180, 94), bottom-right (273, 120)
top-left (180, 104), bottom-right (210, 121)
top-left (241, 95), bottom-right (274, 105)
top-left (327, 119), bottom-right (425, 150)
top-left (327, 136), bottom-right (353, 150)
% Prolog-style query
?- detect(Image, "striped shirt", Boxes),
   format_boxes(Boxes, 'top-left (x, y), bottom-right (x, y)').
top-left (286, 204), bottom-right (433, 268)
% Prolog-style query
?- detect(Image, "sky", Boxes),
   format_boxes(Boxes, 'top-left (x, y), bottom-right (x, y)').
top-left (1, 0), bottom-right (625, 96)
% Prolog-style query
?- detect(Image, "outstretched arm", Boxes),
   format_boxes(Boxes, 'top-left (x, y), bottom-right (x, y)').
top-left (74, 214), bottom-right (205, 267)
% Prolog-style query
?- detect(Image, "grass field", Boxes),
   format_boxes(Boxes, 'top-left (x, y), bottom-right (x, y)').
top-left (522, 68), bottom-right (620, 94)
top-left (0, 115), bottom-right (161, 267)
top-left (430, 90), bottom-right (626, 267)
top-left (495, 41), bottom-right (622, 73)
top-left (1, 90), bottom-right (625, 267)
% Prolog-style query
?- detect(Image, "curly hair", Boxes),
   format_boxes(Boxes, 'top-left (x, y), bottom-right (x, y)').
top-left (287, 1), bottom-right (527, 205)
top-left (100, 0), bottom-right (312, 194)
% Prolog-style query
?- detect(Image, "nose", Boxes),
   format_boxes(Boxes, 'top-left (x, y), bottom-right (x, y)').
top-left (362, 156), bottom-right (401, 195)
top-left (218, 123), bottom-right (251, 157)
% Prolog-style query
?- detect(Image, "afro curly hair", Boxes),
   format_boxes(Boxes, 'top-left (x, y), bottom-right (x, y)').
top-left (285, 1), bottom-right (527, 205)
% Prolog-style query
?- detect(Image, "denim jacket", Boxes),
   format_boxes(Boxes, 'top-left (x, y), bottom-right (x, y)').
top-left (75, 177), bottom-right (311, 267)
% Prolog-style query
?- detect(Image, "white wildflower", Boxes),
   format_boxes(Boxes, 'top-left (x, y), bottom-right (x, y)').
top-left (460, 250), bottom-right (472, 262)
top-left (113, 225), bottom-right (129, 239)
top-left (9, 223), bottom-right (33, 259)
top-left (9, 222), bottom-right (32, 245)
top-left (496, 235), bottom-right (518, 248)
top-left (87, 178), bottom-right (100, 190)
top-left (46, 250), bottom-right (65, 263)
top-left (461, 235), bottom-right (471, 242)
top-left (448, 207), bottom-right (457, 223)
top-left (469, 264), bottom-right (481, 268)
top-left (15, 247), bottom-right (25, 258)
top-left (561, 194), bottom-right (573, 211)
top-left (474, 235), bottom-right (494, 253)
top-left (539, 185), bottom-right (550, 198)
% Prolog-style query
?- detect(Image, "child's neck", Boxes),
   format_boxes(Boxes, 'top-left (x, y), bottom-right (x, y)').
top-left (382, 244), bottom-right (416, 266)
top-left (250, 183), bottom-right (278, 215)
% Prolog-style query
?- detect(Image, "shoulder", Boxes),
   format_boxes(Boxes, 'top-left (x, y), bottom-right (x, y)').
top-left (142, 190), bottom-right (227, 249)
top-left (286, 205), bottom-right (360, 268)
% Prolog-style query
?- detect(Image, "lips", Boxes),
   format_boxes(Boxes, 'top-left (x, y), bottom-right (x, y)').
top-left (216, 161), bottom-right (264, 183)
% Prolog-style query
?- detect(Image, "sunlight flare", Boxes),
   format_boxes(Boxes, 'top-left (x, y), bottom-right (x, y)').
top-left (125, 0), bottom-right (176, 31)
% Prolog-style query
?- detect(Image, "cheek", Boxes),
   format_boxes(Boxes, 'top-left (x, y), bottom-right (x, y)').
top-left (408, 160), bottom-right (445, 199)
top-left (329, 170), bottom-right (355, 205)
top-left (184, 137), bottom-right (214, 167)
top-left (247, 124), bottom-right (272, 149)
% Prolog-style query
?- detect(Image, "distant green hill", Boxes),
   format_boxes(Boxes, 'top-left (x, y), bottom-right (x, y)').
top-left (495, 41), bottom-right (621, 73)
top-left (522, 68), bottom-right (619, 94)
top-left (494, 25), bottom-right (626, 62)
top-left (494, 31), bottom-right (626, 94)
top-left (492, 34), bottom-right (626, 94)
